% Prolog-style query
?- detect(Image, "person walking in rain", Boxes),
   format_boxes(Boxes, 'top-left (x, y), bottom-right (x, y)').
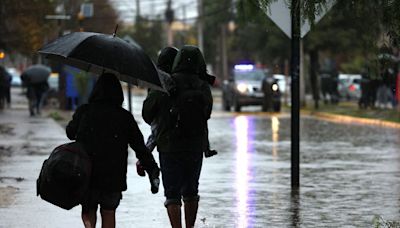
top-left (143, 46), bottom-right (179, 153)
top-left (66, 73), bottom-right (159, 228)
top-left (142, 45), bottom-right (213, 228)
top-left (20, 64), bottom-right (50, 116)
top-left (0, 66), bottom-right (12, 109)
top-left (143, 46), bottom-right (217, 156)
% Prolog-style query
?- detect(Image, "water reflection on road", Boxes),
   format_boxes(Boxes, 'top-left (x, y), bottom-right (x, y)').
top-left (234, 116), bottom-right (252, 228)
top-left (197, 111), bottom-right (400, 227)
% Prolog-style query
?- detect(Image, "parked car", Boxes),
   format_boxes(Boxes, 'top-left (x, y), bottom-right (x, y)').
top-left (222, 64), bottom-right (281, 112)
top-left (338, 74), bottom-right (361, 100)
top-left (6, 67), bottom-right (22, 87)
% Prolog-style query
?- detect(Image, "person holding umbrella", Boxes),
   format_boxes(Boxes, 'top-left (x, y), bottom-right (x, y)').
top-left (66, 72), bottom-right (159, 228)
top-left (142, 45), bottom-right (213, 228)
top-left (21, 64), bottom-right (51, 116)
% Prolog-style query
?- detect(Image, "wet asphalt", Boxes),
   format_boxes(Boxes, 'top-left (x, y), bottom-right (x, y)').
top-left (0, 87), bottom-right (399, 227)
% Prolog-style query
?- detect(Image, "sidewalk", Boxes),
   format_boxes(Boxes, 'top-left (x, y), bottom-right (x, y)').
top-left (301, 101), bottom-right (400, 128)
top-left (0, 88), bottom-right (170, 228)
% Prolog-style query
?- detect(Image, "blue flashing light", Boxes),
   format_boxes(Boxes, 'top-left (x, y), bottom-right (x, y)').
top-left (234, 64), bottom-right (254, 71)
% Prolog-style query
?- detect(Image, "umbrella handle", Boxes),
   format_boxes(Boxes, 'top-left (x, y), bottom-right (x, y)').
top-left (113, 24), bottom-right (119, 37)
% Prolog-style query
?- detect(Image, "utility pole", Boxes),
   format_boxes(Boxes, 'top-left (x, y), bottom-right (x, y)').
top-left (165, 0), bottom-right (174, 46)
top-left (128, 0), bottom-right (142, 113)
top-left (300, 39), bottom-right (306, 106)
top-left (284, 59), bottom-right (289, 106)
top-left (221, 24), bottom-right (228, 81)
top-left (183, 4), bottom-right (187, 25)
top-left (136, 0), bottom-right (140, 22)
top-left (45, 0), bottom-right (70, 110)
top-left (291, 0), bottom-right (300, 188)
top-left (197, 0), bottom-right (204, 52)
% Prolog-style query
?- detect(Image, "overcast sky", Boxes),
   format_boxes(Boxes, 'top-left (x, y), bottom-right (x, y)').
top-left (110, 0), bottom-right (198, 24)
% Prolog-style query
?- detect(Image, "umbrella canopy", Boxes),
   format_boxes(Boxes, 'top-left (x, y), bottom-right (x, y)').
top-left (38, 32), bottom-right (163, 91)
top-left (21, 64), bottom-right (51, 84)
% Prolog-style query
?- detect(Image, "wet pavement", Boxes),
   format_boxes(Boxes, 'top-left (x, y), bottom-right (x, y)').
top-left (0, 87), bottom-right (399, 227)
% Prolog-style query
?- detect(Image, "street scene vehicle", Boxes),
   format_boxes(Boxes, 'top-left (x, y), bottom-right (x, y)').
top-left (273, 73), bottom-right (293, 95)
top-left (338, 74), bottom-right (362, 100)
top-left (6, 67), bottom-right (22, 87)
top-left (1, 1), bottom-right (400, 227)
top-left (44, 73), bottom-right (60, 108)
top-left (222, 64), bottom-right (281, 112)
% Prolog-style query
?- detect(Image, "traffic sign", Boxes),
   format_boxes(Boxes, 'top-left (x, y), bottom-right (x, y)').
top-left (266, 0), bottom-right (335, 38)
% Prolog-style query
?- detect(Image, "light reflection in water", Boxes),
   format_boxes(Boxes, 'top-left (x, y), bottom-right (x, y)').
top-left (271, 116), bottom-right (280, 160)
top-left (234, 116), bottom-right (253, 228)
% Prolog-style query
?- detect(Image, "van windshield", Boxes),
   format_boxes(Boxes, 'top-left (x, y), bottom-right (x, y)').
top-left (234, 69), bottom-right (266, 81)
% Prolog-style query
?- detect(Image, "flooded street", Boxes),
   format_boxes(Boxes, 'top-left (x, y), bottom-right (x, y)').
top-left (198, 116), bottom-right (399, 227)
top-left (0, 90), bottom-right (399, 227)
top-left (130, 92), bottom-right (400, 227)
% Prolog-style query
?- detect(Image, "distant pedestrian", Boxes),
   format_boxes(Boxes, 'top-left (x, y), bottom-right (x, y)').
top-left (21, 64), bottom-right (51, 116)
top-left (142, 45), bottom-right (213, 228)
top-left (396, 72), bottom-right (400, 109)
top-left (359, 69), bottom-right (371, 109)
top-left (0, 66), bottom-right (12, 109)
top-left (376, 80), bottom-right (393, 108)
top-left (66, 73), bottom-right (159, 228)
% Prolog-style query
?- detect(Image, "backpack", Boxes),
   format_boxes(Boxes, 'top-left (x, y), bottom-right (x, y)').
top-left (170, 73), bottom-right (208, 138)
top-left (37, 107), bottom-right (93, 210)
top-left (36, 141), bottom-right (91, 210)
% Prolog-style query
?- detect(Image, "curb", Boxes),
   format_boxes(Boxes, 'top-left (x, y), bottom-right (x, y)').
top-left (303, 111), bottom-right (400, 129)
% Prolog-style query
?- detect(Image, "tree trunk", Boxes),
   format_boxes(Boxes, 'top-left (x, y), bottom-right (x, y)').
top-left (309, 48), bottom-right (320, 109)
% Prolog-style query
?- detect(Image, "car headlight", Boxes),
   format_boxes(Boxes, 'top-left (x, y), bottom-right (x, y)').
top-left (237, 83), bottom-right (248, 93)
top-left (272, 84), bottom-right (279, 92)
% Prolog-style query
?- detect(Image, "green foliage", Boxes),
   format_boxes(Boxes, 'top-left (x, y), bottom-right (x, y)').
top-left (0, 0), bottom-right (118, 58)
top-left (0, 0), bottom-right (57, 54)
top-left (384, 0), bottom-right (400, 45)
top-left (233, 0), bottom-right (290, 67)
top-left (304, 102), bottom-right (400, 123)
top-left (373, 215), bottom-right (400, 228)
top-left (340, 56), bottom-right (365, 74)
top-left (203, 0), bottom-right (233, 64)
top-left (47, 111), bottom-right (64, 121)
top-left (256, 0), bottom-right (330, 25)
top-left (119, 17), bottom-right (164, 62)
top-left (73, 71), bottom-right (90, 98)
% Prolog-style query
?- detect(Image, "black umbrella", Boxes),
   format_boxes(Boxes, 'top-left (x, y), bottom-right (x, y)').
top-left (21, 64), bottom-right (51, 84)
top-left (38, 32), bottom-right (163, 90)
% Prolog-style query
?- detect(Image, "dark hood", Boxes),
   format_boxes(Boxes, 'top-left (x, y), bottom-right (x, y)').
top-left (172, 45), bottom-right (205, 75)
top-left (157, 47), bottom-right (178, 73)
top-left (89, 73), bottom-right (123, 106)
top-left (172, 45), bottom-right (216, 85)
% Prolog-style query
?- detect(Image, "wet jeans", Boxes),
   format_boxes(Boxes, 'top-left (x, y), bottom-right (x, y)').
top-left (159, 151), bottom-right (203, 207)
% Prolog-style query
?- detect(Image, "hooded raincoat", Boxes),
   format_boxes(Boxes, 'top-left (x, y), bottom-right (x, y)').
top-left (66, 73), bottom-right (153, 192)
